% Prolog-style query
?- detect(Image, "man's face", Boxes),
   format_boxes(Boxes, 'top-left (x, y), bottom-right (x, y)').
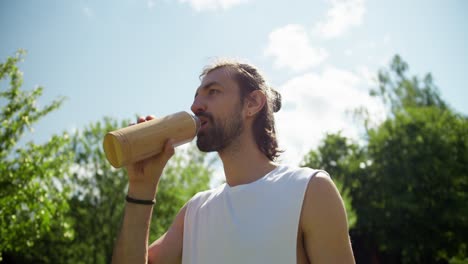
top-left (191, 67), bottom-right (245, 152)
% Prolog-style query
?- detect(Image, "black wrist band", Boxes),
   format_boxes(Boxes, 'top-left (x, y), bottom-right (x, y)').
top-left (125, 195), bottom-right (155, 205)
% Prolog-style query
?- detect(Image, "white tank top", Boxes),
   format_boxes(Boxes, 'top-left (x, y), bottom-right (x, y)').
top-left (182, 165), bottom-right (325, 264)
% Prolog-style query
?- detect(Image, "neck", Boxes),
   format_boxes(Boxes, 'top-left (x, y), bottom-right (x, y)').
top-left (218, 132), bottom-right (278, 187)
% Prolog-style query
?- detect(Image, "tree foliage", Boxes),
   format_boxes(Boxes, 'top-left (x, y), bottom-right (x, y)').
top-left (0, 51), bottom-right (212, 263)
top-left (363, 106), bottom-right (467, 263)
top-left (302, 55), bottom-right (468, 263)
top-left (371, 55), bottom-right (449, 115)
top-left (362, 55), bottom-right (467, 263)
top-left (0, 50), bottom-right (74, 261)
top-left (60, 117), bottom-right (132, 264)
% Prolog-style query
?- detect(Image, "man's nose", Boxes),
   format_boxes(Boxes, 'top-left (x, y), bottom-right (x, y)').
top-left (191, 97), bottom-right (206, 115)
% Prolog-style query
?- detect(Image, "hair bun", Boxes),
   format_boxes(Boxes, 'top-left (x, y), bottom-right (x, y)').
top-left (271, 88), bottom-right (282, 113)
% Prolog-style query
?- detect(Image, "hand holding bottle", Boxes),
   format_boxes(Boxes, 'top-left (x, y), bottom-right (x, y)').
top-left (103, 111), bottom-right (200, 199)
top-left (124, 115), bottom-right (175, 200)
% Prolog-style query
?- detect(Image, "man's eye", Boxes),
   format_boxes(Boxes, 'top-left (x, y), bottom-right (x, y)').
top-left (209, 89), bottom-right (219, 95)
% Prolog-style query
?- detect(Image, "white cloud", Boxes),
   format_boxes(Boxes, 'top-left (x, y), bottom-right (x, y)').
top-left (264, 24), bottom-right (328, 72)
top-left (275, 66), bottom-right (385, 165)
top-left (82, 6), bottom-right (94, 18)
top-left (314, 0), bottom-right (366, 39)
top-left (178, 0), bottom-right (248, 11)
top-left (356, 65), bottom-right (377, 86)
top-left (344, 48), bottom-right (353, 56)
top-left (147, 0), bottom-right (156, 9)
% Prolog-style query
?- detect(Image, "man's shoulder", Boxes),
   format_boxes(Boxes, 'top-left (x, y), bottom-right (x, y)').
top-left (187, 184), bottom-right (225, 208)
top-left (299, 168), bottom-right (355, 262)
top-left (301, 169), bottom-right (343, 230)
top-left (273, 164), bottom-right (329, 182)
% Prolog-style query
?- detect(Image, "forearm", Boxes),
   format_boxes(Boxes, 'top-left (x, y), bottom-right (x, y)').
top-left (112, 184), bottom-right (158, 264)
top-left (111, 135), bottom-right (174, 264)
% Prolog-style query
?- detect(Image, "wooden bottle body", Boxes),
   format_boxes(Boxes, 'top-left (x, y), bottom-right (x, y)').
top-left (103, 111), bottom-right (199, 168)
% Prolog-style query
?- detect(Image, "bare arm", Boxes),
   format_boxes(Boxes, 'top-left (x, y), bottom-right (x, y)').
top-left (112, 193), bottom-right (157, 264)
top-left (111, 115), bottom-right (183, 264)
top-left (147, 205), bottom-right (186, 264)
top-left (301, 172), bottom-right (355, 263)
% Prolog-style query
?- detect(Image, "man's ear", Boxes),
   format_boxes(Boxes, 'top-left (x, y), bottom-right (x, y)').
top-left (244, 90), bottom-right (266, 117)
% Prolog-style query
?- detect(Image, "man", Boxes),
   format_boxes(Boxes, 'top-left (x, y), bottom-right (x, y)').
top-left (112, 60), bottom-right (355, 264)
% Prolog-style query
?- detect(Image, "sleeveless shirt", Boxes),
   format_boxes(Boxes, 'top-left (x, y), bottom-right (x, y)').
top-left (182, 165), bottom-right (327, 264)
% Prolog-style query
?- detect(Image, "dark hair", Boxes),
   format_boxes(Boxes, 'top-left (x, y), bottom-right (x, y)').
top-left (200, 59), bottom-right (283, 161)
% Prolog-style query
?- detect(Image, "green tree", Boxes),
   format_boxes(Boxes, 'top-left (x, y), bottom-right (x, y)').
top-left (363, 106), bottom-right (467, 263)
top-left (360, 55), bottom-right (468, 263)
top-left (371, 55), bottom-right (448, 115)
top-left (0, 50), bottom-right (74, 261)
top-left (302, 55), bottom-right (468, 263)
top-left (62, 118), bottom-right (131, 264)
top-left (0, 51), bottom-right (212, 263)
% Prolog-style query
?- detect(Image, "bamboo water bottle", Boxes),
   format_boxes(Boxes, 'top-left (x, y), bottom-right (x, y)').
top-left (103, 111), bottom-right (200, 168)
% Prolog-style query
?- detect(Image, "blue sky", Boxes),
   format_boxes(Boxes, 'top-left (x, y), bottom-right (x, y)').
top-left (1, 0), bottom-right (467, 169)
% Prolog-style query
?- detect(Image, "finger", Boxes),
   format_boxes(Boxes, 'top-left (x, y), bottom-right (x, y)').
top-left (163, 139), bottom-right (175, 158)
top-left (148, 139), bottom-right (175, 172)
top-left (146, 115), bottom-right (156, 121)
top-left (137, 116), bottom-right (146, 123)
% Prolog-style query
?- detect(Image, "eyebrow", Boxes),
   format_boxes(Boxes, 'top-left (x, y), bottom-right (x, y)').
top-left (194, 81), bottom-right (223, 98)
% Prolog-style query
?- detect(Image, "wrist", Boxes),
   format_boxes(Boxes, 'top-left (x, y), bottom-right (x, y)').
top-left (127, 181), bottom-right (158, 201)
top-left (125, 195), bottom-right (155, 205)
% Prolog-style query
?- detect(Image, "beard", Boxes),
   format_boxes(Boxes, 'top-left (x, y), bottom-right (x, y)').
top-left (196, 107), bottom-right (244, 152)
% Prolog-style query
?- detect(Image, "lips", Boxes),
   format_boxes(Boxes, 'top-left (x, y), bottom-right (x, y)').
top-left (198, 116), bottom-right (210, 132)
top-left (196, 113), bottom-right (213, 134)
top-left (200, 120), bottom-right (208, 130)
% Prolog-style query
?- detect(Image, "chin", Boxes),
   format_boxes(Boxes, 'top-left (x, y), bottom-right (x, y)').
top-left (196, 139), bottom-right (221, 153)
top-left (196, 139), bottom-right (212, 152)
